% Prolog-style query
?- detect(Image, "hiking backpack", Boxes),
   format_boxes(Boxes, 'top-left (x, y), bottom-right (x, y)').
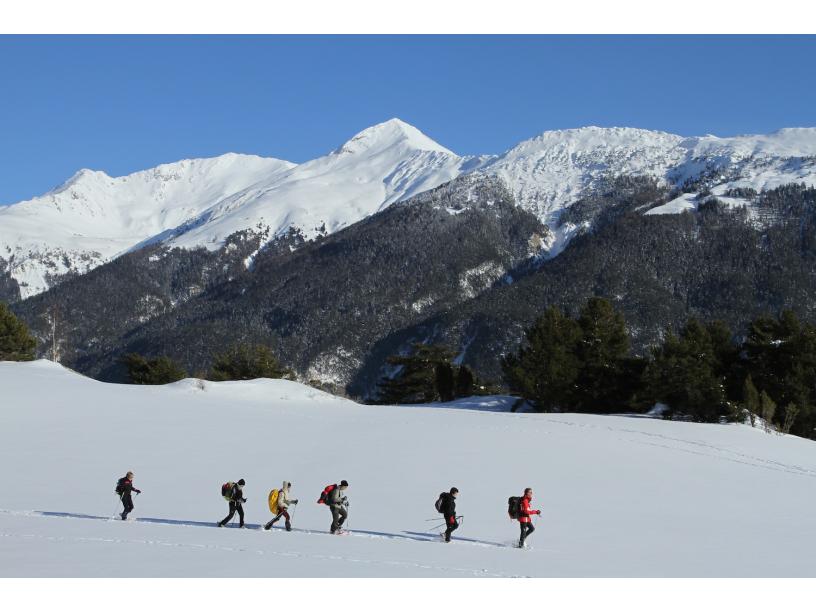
top-left (115, 478), bottom-right (126, 496)
top-left (435, 493), bottom-right (446, 514)
top-left (507, 496), bottom-right (522, 519)
top-left (268, 489), bottom-right (280, 513)
top-left (317, 484), bottom-right (336, 504)
top-left (221, 482), bottom-right (234, 501)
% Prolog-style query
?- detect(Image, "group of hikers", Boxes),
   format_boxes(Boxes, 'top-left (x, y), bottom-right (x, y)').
top-left (116, 473), bottom-right (542, 548)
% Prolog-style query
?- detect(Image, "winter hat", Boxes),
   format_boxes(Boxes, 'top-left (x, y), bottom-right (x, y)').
top-left (450, 487), bottom-right (459, 494)
top-left (238, 479), bottom-right (246, 486)
top-left (340, 480), bottom-right (349, 487)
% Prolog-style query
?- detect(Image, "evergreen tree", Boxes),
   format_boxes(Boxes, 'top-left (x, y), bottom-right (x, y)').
top-left (502, 306), bottom-right (582, 412)
top-left (644, 318), bottom-right (729, 422)
top-left (573, 297), bottom-right (631, 412)
top-left (454, 365), bottom-right (476, 399)
top-left (435, 362), bottom-right (456, 402)
top-left (742, 312), bottom-right (816, 437)
top-left (122, 353), bottom-right (187, 385)
top-left (0, 302), bottom-right (36, 361)
top-left (208, 344), bottom-right (291, 381)
top-left (377, 344), bottom-right (456, 404)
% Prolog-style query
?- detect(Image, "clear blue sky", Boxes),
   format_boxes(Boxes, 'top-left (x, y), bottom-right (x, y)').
top-left (1, 35), bottom-right (814, 205)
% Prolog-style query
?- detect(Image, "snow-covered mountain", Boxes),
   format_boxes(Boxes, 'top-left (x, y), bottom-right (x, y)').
top-left (3, 359), bottom-right (816, 577)
top-left (0, 154), bottom-right (296, 297)
top-left (3, 120), bottom-right (816, 298)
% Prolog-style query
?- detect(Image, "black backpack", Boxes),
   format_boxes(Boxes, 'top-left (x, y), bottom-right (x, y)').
top-left (221, 482), bottom-right (234, 500)
top-left (435, 493), bottom-right (446, 514)
top-left (115, 478), bottom-right (126, 496)
top-left (508, 496), bottom-right (522, 519)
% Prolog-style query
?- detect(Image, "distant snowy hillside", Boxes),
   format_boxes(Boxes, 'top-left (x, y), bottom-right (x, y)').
top-left (164, 119), bottom-right (471, 253)
top-left (2, 360), bottom-right (815, 577)
top-left (2, 120), bottom-right (816, 297)
top-left (0, 154), bottom-right (295, 297)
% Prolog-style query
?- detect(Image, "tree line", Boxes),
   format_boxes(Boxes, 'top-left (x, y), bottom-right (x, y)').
top-left (4, 297), bottom-right (816, 439)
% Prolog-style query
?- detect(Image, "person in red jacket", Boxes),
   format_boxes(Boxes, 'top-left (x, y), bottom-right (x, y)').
top-left (518, 487), bottom-right (541, 548)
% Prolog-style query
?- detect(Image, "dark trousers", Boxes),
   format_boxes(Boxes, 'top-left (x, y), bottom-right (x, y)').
top-left (444, 514), bottom-right (459, 542)
top-left (219, 501), bottom-right (244, 527)
top-left (264, 509), bottom-right (291, 530)
top-left (519, 522), bottom-right (535, 547)
top-left (120, 493), bottom-right (134, 520)
top-left (330, 505), bottom-right (348, 533)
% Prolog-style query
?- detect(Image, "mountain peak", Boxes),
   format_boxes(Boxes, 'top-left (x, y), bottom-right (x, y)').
top-left (49, 168), bottom-right (111, 195)
top-left (334, 118), bottom-right (456, 157)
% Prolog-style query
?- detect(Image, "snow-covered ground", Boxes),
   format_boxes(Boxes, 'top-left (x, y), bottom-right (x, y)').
top-left (2, 360), bottom-right (816, 577)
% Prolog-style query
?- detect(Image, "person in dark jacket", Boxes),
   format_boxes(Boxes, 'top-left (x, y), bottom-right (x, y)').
top-left (116, 471), bottom-right (141, 520)
top-left (439, 487), bottom-right (459, 542)
top-left (218, 478), bottom-right (247, 528)
top-left (327, 480), bottom-right (349, 534)
top-left (517, 487), bottom-right (541, 548)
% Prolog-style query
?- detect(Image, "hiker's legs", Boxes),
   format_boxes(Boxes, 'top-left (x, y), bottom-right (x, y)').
top-left (444, 515), bottom-right (459, 542)
top-left (330, 506), bottom-right (347, 533)
top-left (219, 501), bottom-right (237, 526)
top-left (121, 493), bottom-right (134, 519)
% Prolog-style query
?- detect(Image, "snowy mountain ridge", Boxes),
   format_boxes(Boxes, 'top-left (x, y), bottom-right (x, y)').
top-left (2, 119), bottom-right (816, 298)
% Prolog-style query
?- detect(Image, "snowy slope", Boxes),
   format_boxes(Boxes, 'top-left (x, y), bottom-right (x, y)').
top-left (3, 121), bottom-right (816, 298)
top-left (0, 154), bottom-right (295, 298)
top-left (165, 119), bottom-right (470, 252)
top-left (2, 360), bottom-right (816, 577)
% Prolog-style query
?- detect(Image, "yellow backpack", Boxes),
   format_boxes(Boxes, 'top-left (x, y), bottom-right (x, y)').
top-left (268, 489), bottom-right (280, 513)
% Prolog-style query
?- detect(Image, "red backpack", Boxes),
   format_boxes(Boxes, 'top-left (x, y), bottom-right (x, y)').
top-left (317, 484), bottom-right (336, 504)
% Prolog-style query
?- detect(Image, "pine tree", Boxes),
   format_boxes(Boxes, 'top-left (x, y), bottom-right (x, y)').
top-left (454, 365), bottom-right (476, 398)
top-left (122, 353), bottom-right (187, 385)
top-left (435, 362), bottom-right (455, 402)
top-left (644, 319), bottom-right (729, 422)
top-left (742, 312), bottom-right (816, 436)
top-left (0, 302), bottom-right (36, 361)
top-left (573, 298), bottom-right (630, 412)
top-left (208, 344), bottom-right (291, 381)
top-left (502, 306), bottom-right (582, 412)
top-left (377, 344), bottom-right (456, 404)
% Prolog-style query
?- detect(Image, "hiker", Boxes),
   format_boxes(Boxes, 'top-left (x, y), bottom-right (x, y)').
top-left (326, 480), bottom-right (349, 534)
top-left (518, 487), bottom-right (541, 548)
top-left (438, 487), bottom-right (459, 543)
top-left (218, 478), bottom-right (247, 528)
top-left (115, 471), bottom-right (141, 520)
top-left (264, 481), bottom-right (298, 531)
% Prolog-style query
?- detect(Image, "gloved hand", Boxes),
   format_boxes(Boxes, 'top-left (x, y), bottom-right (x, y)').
top-left (241, 498), bottom-right (247, 503)
top-left (536, 510), bottom-right (541, 515)
top-left (292, 500), bottom-right (299, 505)
top-left (136, 491), bottom-right (141, 495)
top-left (343, 500), bottom-right (349, 508)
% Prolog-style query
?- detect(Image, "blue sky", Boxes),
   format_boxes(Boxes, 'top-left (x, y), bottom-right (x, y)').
top-left (1, 35), bottom-right (814, 205)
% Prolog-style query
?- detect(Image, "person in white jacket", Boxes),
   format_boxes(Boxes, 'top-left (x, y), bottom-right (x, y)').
top-left (264, 481), bottom-right (298, 531)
